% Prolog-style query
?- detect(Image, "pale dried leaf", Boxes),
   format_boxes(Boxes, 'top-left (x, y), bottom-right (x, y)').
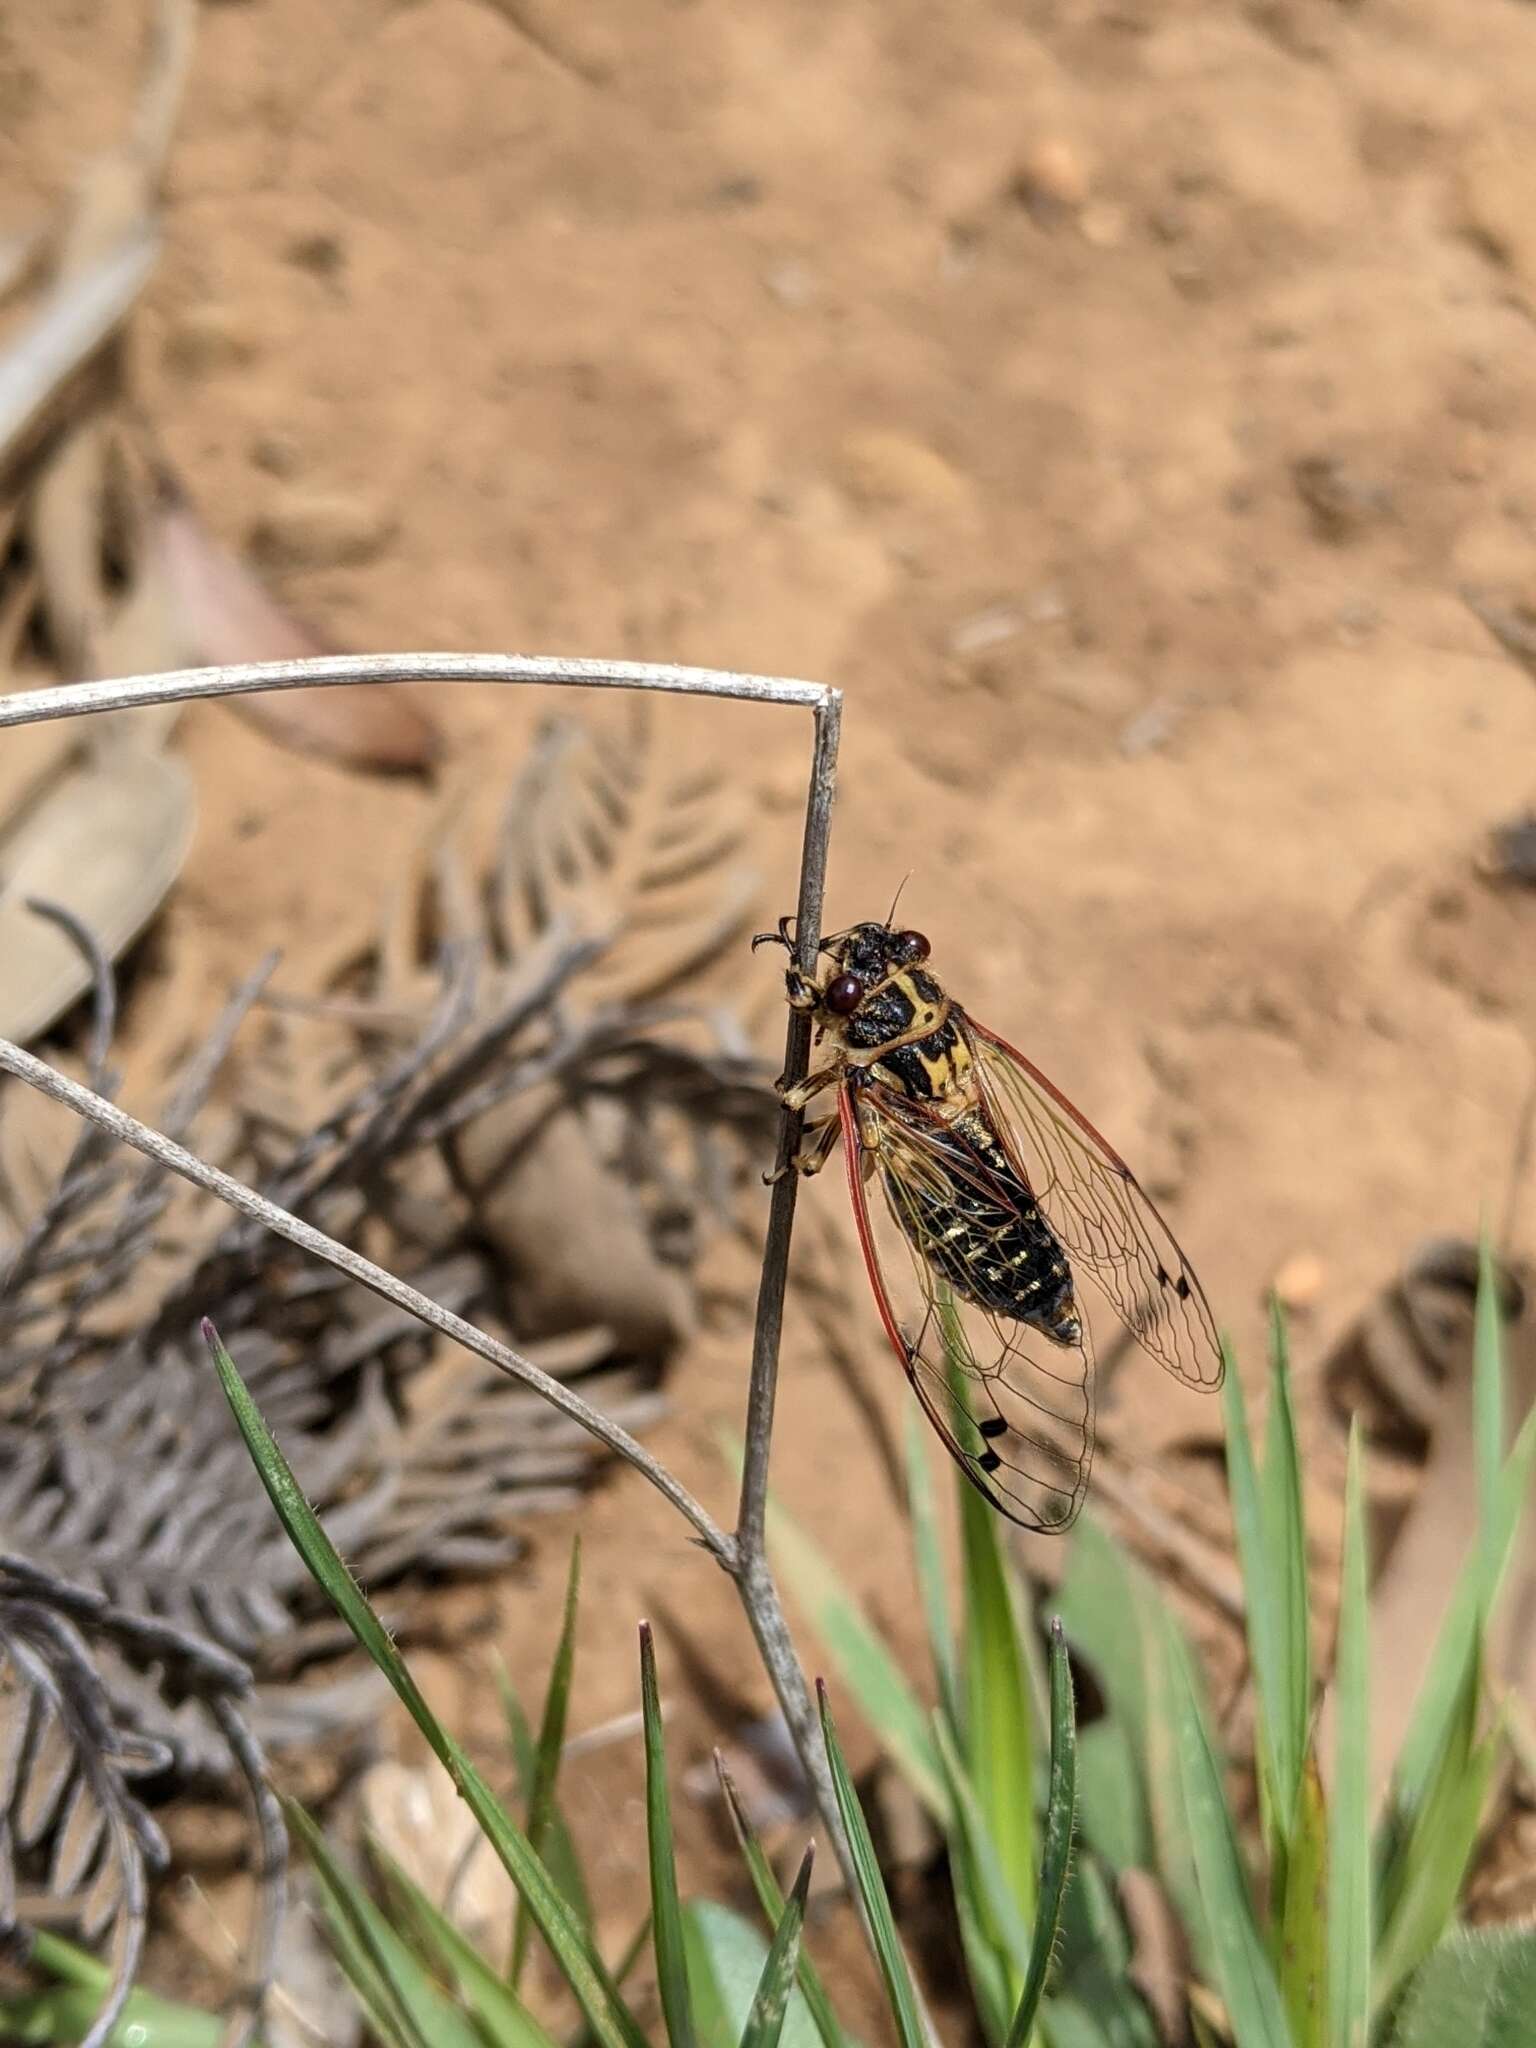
top-left (0, 749), bottom-right (194, 1044)
top-left (359, 1759), bottom-right (512, 1956)
top-left (154, 480), bottom-right (439, 772)
top-left (451, 1079), bottom-right (696, 1351)
top-left (0, 234), bottom-right (155, 476)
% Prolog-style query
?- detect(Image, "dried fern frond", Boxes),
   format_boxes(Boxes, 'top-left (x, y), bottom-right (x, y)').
top-left (0, 1550), bottom-right (279, 2048)
top-left (491, 703), bottom-right (759, 1004)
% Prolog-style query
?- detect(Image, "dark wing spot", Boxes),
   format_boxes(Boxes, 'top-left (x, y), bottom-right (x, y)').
top-left (1155, 1263), bottom-right (1171, 1288)
top-left (1176, 1273), bottom-right (1192, 1299)
top-left (978, 1448), bottom-right (1003, 1473)
top-left (978, 1415), bottom-right (1008, 1439)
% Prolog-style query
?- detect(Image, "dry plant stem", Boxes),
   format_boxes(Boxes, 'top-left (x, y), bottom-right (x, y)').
top-left (732, 691), bottom-right (846, 1861)
top-left (0, 653), bottom-right (860, 1891)
top-left (0, 651), bottom-right (830, 731)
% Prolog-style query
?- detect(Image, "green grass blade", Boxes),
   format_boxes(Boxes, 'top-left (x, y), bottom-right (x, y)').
top-left (642, 1621), bottom-right (699, 2048)
top-left (683, 1903), bottom-right (824, 2048)
top-left (0, 1932), bottom-right (224, 2048)
top-left (905, 1405), bottom-right (959, 1725)
top-left (1064, 1517), bottom-right (1211, 1984)
top-left (959, 1457), bottom-right (1036, 1957)
top-left (1005, 1620), bottom-right (1078, 2048)
top-left (818, 1681), bottom-right (929, 2048)
top-left (1474, 1236), bottom-right (1505, 1577)
top-left (952, 1878), bottom-right (1012, 2048)
top-left (762, 1480), bottom-right (947, 1819)
top-left (1164, 1623), bottom-right (1291, 2048)
top-left (372, 1838), bottom-right (561, 2048)
top-left (1374, 1646), bottom-right (1500, 2009)
top-left (738, 1846), bottom-right (814, 2048)
top-left (1055, 1517), bottom-right (1153, 1871)
top-left (716, 1755), bottom-right (856, 2048)
top-left (1259, 1307), bottom-right (1311, 1836)
top-left (933, 1707), bottom-right (1031, 1980)
top-left (289, 1799), bottom-right (475, 2048)
top-left (1328, 1422), bottom-right (1370, 2048)
top-left (1278, 1753), bottom-right (1328, 2048)
top-left (511, 1535), bottom-right (584, 1986)
top-left (1050, 1856), bottom-right (1162, 2048)
top-left (496, 1660), bottom-right (595, 1933)
top-left (1221, 1332), bottom-right (1301, 1863)
top-left (205, 1322), bottom-right (644, 2048)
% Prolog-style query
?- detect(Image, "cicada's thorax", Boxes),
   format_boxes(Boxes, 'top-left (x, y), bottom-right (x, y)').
top-left (843, 966), bottom-right (976, 1109)
top-left (840, 967), bottom-right (1081, 1343)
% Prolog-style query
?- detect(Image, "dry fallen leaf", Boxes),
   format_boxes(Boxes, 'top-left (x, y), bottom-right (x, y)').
top-left (1320, 1242), bottom-right (1536, 1806)
top-left (1119, 1866), bottom-right (1189, 2046)
top-left (0, 747), bottom-right (194, 1044)
top-left (153, 474), bottom-right (439, 773)
top-left (357, 1759), bottom-right (511, 1959)
top-left (449, 1077), bottom-right (697, 1353)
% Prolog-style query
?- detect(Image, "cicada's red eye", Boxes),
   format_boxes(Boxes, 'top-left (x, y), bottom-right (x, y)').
top-left (825, 973), bottom-right (863, 1015)
top-left (896, 930), bottom-right (930, 963)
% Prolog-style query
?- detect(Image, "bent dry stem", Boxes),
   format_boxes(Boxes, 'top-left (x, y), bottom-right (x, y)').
top-left (0, 652), bottom-right (856, 1887)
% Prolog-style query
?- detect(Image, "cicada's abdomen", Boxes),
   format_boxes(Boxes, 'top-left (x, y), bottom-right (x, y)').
top-left (879, 1111), bottom-right (1082, 1345)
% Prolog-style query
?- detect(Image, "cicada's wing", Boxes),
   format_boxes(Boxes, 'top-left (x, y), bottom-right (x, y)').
top-left (837, 1083), bottom-right (1094, 1532)
top-left (964, 1016), bottom-right (1223, 1392)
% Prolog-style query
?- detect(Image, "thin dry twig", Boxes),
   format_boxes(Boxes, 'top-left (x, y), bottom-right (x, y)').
top-left (0, 1041), bottom-right (735, 1562)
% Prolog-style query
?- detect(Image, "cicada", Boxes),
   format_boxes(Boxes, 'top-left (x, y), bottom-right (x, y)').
top-left (755, 916), bottom-right (1223, 1531)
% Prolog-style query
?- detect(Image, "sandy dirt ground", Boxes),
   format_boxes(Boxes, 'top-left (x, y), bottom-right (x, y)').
top-left (8, 0), bottom-right (1536, 2024)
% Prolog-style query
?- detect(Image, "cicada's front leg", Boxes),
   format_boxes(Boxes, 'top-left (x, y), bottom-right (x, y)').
top-left (776, 1063), bottom-right (838, 1115)
top-left (764, 1111), bottom-right (843, 1186)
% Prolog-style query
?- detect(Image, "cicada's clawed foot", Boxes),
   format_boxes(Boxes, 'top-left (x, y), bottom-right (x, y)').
top-left (776, 1064), bottom-right (836, 1113)
top-left (764, 1114), bottom-right (842, 1186)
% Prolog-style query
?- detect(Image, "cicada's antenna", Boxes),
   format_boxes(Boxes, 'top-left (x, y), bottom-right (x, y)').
top-left (885, 872), bottom-right (913, 928)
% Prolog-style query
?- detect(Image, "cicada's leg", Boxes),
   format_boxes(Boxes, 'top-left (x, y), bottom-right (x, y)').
top-left (854, 1100), bottom-right (882, 1182)
top-left (777, 1063), bottom-right (839, 1114)
top-left (764, 1112), bottom-right (843, 1186)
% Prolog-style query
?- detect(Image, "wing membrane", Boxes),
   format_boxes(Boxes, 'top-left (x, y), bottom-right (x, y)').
top-left (839, 1083), bottom-right (1093, 1531)
top-left (965, 1016), bottom-right (1223, 1391)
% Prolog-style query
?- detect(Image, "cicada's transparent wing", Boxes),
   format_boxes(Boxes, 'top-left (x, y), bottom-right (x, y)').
top-left (965, 1016), bottom-right (1223, 1392)
top-left (838, 1083), bottom-right (1093, 1532)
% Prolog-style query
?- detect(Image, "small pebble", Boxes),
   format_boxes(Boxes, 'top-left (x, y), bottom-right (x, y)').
top-left (250, 488), bottom-right (396, 570)
top-left (835, 430), bottom-right (974, 518)
top-left (948, 604), bottom-right (1024, 656)
top-left (1272, 1251), bottom-right (1325, 1310)
top-left (1015, 136), bottom-right (1090, 218)
top-left (1293, 453), bottom-right (1394, 543)
top-left (163, 304), bottom-right (255, 377)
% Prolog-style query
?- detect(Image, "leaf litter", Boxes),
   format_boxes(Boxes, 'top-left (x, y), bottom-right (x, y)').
top-left (0, 0), bottom-right (438, 1054)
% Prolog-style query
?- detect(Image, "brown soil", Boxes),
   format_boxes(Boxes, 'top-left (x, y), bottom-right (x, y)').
top-left (9, 0), bottom-right (1536, 2028)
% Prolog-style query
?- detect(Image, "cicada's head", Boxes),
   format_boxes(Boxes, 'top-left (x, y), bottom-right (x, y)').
top-left (751, 917), bottom-right (932, 1036)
